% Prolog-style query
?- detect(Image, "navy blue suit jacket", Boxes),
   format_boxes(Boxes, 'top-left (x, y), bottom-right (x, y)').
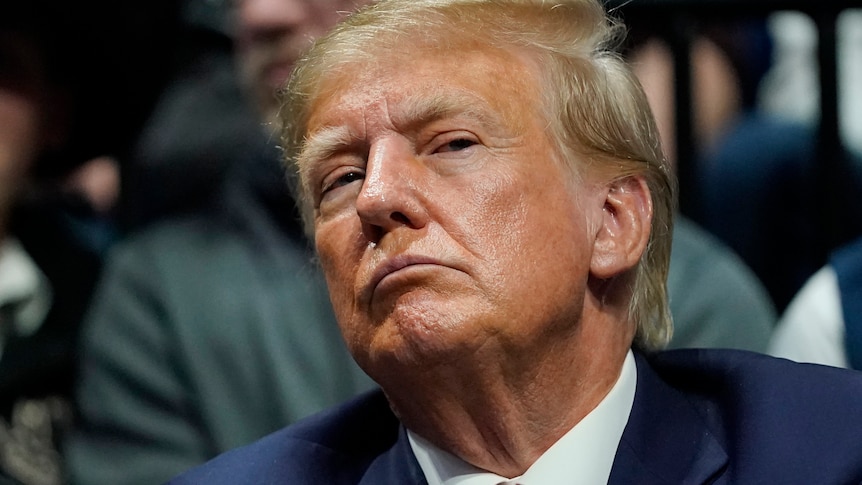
top-left (168, 350), bottom-right (862, 484)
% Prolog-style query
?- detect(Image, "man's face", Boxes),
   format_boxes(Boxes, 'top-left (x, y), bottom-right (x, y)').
top-left (234, 0), bottom-right (356, 124)
top-left (301, 46), bottom-right (608, 378)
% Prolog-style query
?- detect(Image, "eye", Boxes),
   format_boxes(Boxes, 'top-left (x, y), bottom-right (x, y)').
top-left (435, 137), bottom-right (477, 153)
top-left (321, 169), bottom-right (365, 196)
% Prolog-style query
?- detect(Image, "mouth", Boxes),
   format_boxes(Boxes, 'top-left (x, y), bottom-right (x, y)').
top-left (363, 255), bottom-right (450, 303)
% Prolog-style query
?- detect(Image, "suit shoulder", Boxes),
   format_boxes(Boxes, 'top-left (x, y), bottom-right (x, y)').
top-left (166, 389), bottom-right (397, 484)
top-left (649, 348), bottom-right (862, 397)
top-left (646, 349), bottom-right (862, 467)
top-left (284, 387), bottom-right (398, 450)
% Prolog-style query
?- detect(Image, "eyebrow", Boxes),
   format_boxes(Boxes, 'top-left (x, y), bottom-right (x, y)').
top-left (297, 125), bottom-right (355, 183)
top-left (301, 126), bottom-right (354, 165)
top-left (298, 89), bottom-right (506, 177)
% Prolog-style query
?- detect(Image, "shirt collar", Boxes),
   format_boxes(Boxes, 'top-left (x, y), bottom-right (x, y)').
top-left (409, 350), bottom-right (637, 485)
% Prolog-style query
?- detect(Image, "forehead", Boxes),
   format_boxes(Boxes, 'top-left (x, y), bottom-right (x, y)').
top-left (304, 44), bottom-right (542, 137)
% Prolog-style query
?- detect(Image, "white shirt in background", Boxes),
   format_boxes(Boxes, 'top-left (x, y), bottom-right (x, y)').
top-left (768, 266), bottom-right (849, 368)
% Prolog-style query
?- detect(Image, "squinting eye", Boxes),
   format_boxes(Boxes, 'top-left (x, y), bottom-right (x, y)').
top-left (322, 170), bottom-right (364, 194)
top-left (437, 138), bottom-right (477, 153)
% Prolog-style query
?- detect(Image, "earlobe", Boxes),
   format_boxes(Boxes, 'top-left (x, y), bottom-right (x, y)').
top-left (590, 176), bottom-right (653, 280)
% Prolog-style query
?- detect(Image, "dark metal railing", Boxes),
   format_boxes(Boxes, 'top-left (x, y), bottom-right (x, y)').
top-left (607, 0), bottom-right (862, 261)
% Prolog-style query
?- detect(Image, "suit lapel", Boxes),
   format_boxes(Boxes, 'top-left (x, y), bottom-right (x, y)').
top-left (608, 352), bottom-right (728, 485)
top-left (359, 425), bottom-right (427, 485)
top-left (352, 352), bottom-right (727, 485)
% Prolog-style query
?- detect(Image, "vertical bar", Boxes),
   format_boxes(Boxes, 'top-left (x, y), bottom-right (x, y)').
top-left (813, 9), bottom-right (844, 259)
top-left (669, 13), bottom-right (698, 218)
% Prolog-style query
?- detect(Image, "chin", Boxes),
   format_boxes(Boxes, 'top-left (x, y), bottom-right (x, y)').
top-left (356, 306), bottom-right (487, 378)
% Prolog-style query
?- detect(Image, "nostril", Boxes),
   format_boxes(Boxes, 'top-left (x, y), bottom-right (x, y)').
top-left (391, 212), bottom-right (411, 226)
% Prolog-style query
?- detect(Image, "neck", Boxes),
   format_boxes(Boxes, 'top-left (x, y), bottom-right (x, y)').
top-left (382, 310), bottom-right (633, 478)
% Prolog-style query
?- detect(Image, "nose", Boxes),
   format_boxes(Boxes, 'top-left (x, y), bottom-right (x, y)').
top-left (236, 0), bottom-right (314, 44)
top-left (356, 141), bottom-right (429, 243)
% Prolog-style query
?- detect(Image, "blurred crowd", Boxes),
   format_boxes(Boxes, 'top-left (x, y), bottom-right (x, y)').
top-left (1, 0), bottom-right (860, 483)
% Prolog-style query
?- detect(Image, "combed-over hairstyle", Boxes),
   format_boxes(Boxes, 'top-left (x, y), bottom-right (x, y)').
top-left (279, 0), bottom-right (676, 351)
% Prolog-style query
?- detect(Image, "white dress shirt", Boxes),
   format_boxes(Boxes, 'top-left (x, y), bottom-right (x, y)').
top-left (409, 350), bottom-right (637, 485)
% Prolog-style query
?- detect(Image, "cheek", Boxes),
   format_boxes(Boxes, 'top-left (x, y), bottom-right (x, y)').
top-left (314, 221), bottom-right (375, 361)
top-left (469, 170), bottom-right (592, 285)
top-left (314, 217), bottom-right (365, 317)
top-left (315, 224), bottom-right (352, 290)
top-left (462, 167), bottom-right (577, 245)
top-left (443, 175), bottom-right (537, 296)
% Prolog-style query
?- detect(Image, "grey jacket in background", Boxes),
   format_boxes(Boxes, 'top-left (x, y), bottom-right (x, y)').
top-left (65, 169), bottom-right (374, 485)
top-left (668, 216), bottom-right (777, 351)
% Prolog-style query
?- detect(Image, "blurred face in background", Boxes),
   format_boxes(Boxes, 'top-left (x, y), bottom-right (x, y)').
top-left (235, 0), bottom-right (360, 126)
top-left (0, 33), bottom-right (48, 233)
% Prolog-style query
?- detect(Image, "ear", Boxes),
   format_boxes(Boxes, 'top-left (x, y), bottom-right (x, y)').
top-left (590, 176), bottom-right (653, 280)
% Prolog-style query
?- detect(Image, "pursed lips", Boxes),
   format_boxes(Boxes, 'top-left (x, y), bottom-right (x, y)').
top-left (361, 254), bottom-right (455, 304)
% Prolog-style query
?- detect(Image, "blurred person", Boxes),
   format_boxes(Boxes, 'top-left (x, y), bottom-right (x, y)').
top-left (0, 2), bottom-right (120, 484)
top-left (759, 10), bottom-right (862, 156)
top-left (769, 234), bottom-right (862, 369)
top-left (235, 0), bottom-right (352, 126)
top-left (118, 0), bottom-right (258, 231)
top-left (64, 1), bottom-right (374, 484)
top-left (665, 217), bottom-right (775, 351)
top-left (627, 21), bottom-right (777, 350)
top-left (625, 16), bottom-right (841, 313)
top-left (171, 1), bottom-right (862, 483)
top-left (121, 0), bottom-right (359, 231)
